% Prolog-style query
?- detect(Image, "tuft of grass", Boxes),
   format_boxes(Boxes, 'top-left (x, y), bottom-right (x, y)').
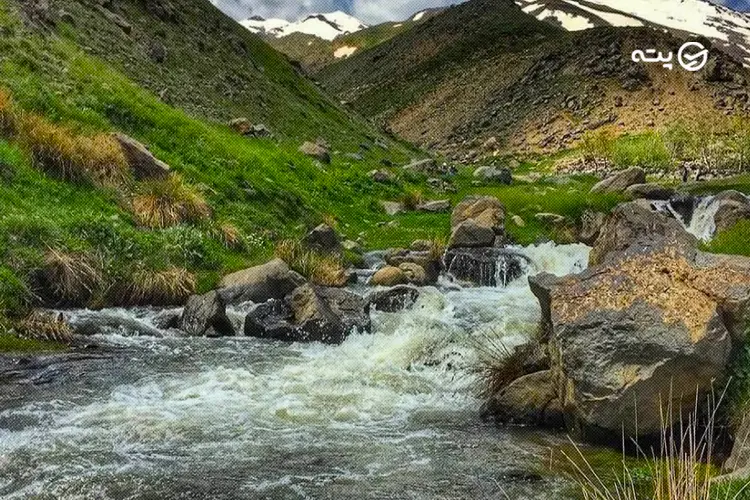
top-left (118, 266), bottom-right (196, 306)
top-left (473, 330), bottom-right (542, 401)
top-left (0, 266), bottom-right (31, 318)
top-left (275, 239), bottom-right (348, 287)
top-left (215, 223), bottom-right (243, 250)
top-left (0, 332), bottom-right (68, 353)
top-left (15, 310), bottom-right (73, 344)
top-left (400, 189), bottom-right (423, 211)
top-left (131, 174), bottom-right (211, 229)
top-left (0, 88), bottom-right (17, 136)
top-left (40, 248), bottom-right (104, 306)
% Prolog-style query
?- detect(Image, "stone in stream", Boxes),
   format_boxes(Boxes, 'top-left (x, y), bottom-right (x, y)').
top-left (451, 195), bottom-right (506, 235)
top-left (482, 371), bottom-right (564, 428)
top-left (385, 249), bottom-right (442, 285)
top-left (449, 220), bottom-right (496, 249)
top-left (529, 248), bottom-right (750, 442)
top-left (714, 199), bottom-right (750, 234)
top-left (68, 310), bottom-right (165, 337)
top-left (244, 285), bottom-right (370, 344)
top-left (370, 266), bottom-right (409, 287)
top-left (590, 167), bottom-right (646, 193)
top-left (180, 291), bottom-right (235, 337)
top-left (218, 258), bottom-right (306, 306)
top-left (367, 286), bottom-right (420, 313)
top-left (444, 247), bottom-right (529, 287)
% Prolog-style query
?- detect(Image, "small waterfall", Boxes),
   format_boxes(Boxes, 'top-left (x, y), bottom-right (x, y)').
top-left (685, 196), bottom-right (722, 242)
top-left (444, 248), bottom-right (531, 287)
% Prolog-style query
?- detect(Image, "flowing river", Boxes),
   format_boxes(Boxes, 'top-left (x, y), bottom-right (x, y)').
top-left (0, 243), bottom-right (590, 499)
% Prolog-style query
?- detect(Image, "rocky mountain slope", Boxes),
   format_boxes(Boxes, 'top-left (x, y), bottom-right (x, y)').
top-left (515, 0), bottom-right (750, 65)
top-left (317, 0), bottom-right (750, 160)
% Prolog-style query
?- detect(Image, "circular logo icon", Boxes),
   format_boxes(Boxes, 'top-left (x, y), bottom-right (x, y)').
top-left (678, 42), bottom-right (709, 72)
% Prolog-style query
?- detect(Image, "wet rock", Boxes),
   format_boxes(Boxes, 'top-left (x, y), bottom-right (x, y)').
top-left (244, 285), bottom-right (369, 344)
top-left (299, 141), bottom-right (331, 164)
top-left (444, 248), bottom-right (528, 287)
top-left (483, 371), bottom-right (564, 428)
top-left (625, 183), bottom-right (675, 200)
top-left (715, 190), bottom-right (750, 205)
top-left (67, 311), bottom-right (163, 337)
top-left (398, 262), bottom-right (427, 285)
top-left (449, 220), bottom-right (496, 249)
top-left (590, 201), bottom-right (697, 266)
top-left (371, 266), bottom-right (409, 286)
top-left (367, 285), bottom-right (420, 313)
top-left (385, 249), bottom-right (441, 285)
top-left (529, 249), bottom-right (750, 441)
top-left (112, 133), bottom-right (170, 180)
top-left (302, 224), bottom-right (342, 254)
top-left (714, 200), bottom-right (750, 234)
top-left (590, 167), bottom-right (646, 193)
top-left (151, 309), bottom-right (180, 330)
top-left (180, 291), bottom-right (235, 337)
top-left (218, 258), bottom-right (305, 305)
top-left (668, 193), bottom-right (697, 224)
top-left (417, 200), bottom-right (451, 213)
top-left (473, 166), bottom-right (512, 185)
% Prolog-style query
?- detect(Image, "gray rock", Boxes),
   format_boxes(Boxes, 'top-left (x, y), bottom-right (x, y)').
top-left (381, 201), bottom-right (405, 216)
top-left (218, 259), bottom-right (306, 305)
top-left (112, 133), bottom-right (171, 180)
top-left (473, 166), bottom-right (512, 185)
top-left (367, 286), bottom-right (420, 313)
top-left (448, 220), bottom-right (496, 249)
top-left (180, 291), bottom-right (235, 337)
top-left (578, 211), bottom-right (606, 246)
top-left (714, 200), bottom-right (750, 234)
top-left (299, 141), bottom-right (331, 164)
top-left (714, 190), bottom-right (750, 205)
top-left (451, 195), bottom-right (506, 234)
top-left (535, 213), bottom-right (566, 225)
top-left (302, 224), bottom-right (342, 254)
top-left (398, 262), bottom-right (428, 285)
top-left (371, 266), bottom-right (409, 286)
top-left (590, 167), bottom-right (646, 193)
top-left (444, 248), bottom-right (529, 287)
top-left (483, 371), bottom-right (564, 428)
top-left (625, 183), bottom-right (676, 200)
top-left (403, 158), bottom-right (437, 174)
top-left (417, 200), bottom-right (451, 213)
top-left (369, 170), bottom-right (394, 183)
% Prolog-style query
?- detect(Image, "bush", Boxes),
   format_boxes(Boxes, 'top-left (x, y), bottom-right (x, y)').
top-left (132, 174), bottom-right (211, 228)
top-left (117, 266), bottom-right (196, 306)
top-left (0, 88), bottom-right (17, 137)
top-left (275, 239), bottom-right (348, 287)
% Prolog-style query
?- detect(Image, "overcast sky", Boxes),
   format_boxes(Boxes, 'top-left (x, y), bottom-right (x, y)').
top-left (211, 0), bottom-right (750, 24)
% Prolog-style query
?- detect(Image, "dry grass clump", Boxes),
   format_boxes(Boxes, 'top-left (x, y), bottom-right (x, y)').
top-left (119, 266), bottom-right (196, 306)
top-left (0, 89), bottom-right (17, 136)
top-left (132, 174), bottom-right (211, 229)
top-left (15, 310), bottom-right (74, 344)
top-left (215, 222), bottom-right (242, 250)
top-left (41, 249), bottom-right (104, 305)
top-left (473, 332), bottom-right (543, 400)
top-left (275, 239), bottom-right (348, 287)
top-left (429, 236), bottom-right (447, 262)
top-left (400, 190), bottom-right (424, 211)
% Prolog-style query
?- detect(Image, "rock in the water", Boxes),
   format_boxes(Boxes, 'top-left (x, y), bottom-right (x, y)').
top-left (473, 166), bottom-right (512, 185)
top-left (668, 193), bottom-right (697, 225)
top-left (244, 285), bottom-right (369, 344)
top-left (714, 200), bottom-right (750, 233)
top-left (444, 247), bottom-right (528, 287)
top-left (398, 262), bottom-right (427, 285)
top-left (299, 141), bottom-right (331, 164)
top-left (112, 133), bottom-right (170, 180)
top-left (385, 249), bottom-right (441, 285)
top-left (590, 167), bottom-right (646, 193)
top-left (302, 224), bottom-right (342, 254)
top-left (68, 311), bottom-right (164, 337)
top-left (451, 195), bottom-right (506, 234)
top-left (371, 266), bottom-right (409, 286)
top-left (590, 201), bottom-right (697, 266)
top-left (218, 259), bottom-right (306, 305)
top-left (367, 286), bottom-right (420, 312)
top-left (180, 291), bottom-right (235, 337)
top-left (417, 200), bottom-right (451, 213)
top-left (449, 220), bottom-right (496, 249)
top-left (625, 183), bottom-right (675, 200)
top-left (483, 371), bottom-right (564, 428)
top-left (529, 249), bottom-right (750, 441)
top-left (715, 190), bottom-right (750, 205)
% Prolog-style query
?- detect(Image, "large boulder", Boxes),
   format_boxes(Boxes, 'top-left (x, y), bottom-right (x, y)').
top-left (451, 195), bottom-right (506, 235)
top-left (218, 259), bottom-right (305, 305)
top-left (714, 200), bottom-right (750, 234)
top-left (529, 249), bottom-right (750, 441)
top-left (625, 183), bottom-right (675, 200)
top-left (367, 286), bottom-right (420, 313)
top-left (578, 211), bottom-right (607, 246)
top-left (180, 291), bottom-right (235, 337)
top-left (590, 167), bottom-right (646, 193)
top-left (444, 248), bottom-right (529, 287)
top-left (299, 141), bottom-right (331, 164)
top-left (590, 201), bottom-right (697, 266)
top-left (112, 133), bottom-right (171, 180)
top-left (302, 224), bottom-right (342, 254)
top-left (449, 220), bottom-right (496, 249)
top-left (244, 285), bottom-right (369, 344)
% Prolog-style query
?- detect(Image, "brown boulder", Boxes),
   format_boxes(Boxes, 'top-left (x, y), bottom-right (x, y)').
top-left (451, 195), bottom-right (506, 234)
top-left (113, 133), bottom-right (170, 180)
top-left (371, 266), bottom-right (409, 287)
top-left (590, 167), bottom-right (646, 193)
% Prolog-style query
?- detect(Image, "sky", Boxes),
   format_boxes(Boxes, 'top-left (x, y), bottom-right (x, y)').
top-left (211, 0), bottom-right (750, 24)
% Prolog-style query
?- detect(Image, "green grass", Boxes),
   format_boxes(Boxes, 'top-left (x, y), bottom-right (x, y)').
top-left (704, 221), bottom-right (750, 257)
top-left (0, 332), bottom-right (68, 354)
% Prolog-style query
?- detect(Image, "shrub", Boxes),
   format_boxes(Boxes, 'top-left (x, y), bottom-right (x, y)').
top-left (473, 333), bottom-right (543, 400)
top-left (275, 239), bottom-right (348, 287)
top-left (132, 174), bottom-right (211, 228)
top-left (39, 248), bottom-right (104, 306)
top-left (117, 266), bottom-right (196, 306)
top-left (15, 310), bottom-right (73, 344)
top-left (17, 113), bottom-right (128, 186)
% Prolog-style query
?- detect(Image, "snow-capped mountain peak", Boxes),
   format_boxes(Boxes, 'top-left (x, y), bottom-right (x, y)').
top-left (515, 0), bottom-right (750, 65)
top-left (240, 11), bottom-right (367, 41)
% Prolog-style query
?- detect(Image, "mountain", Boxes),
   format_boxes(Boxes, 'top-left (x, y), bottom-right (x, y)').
top-left (266, 8), bottom-right (445, 73)
top-left (239, 11), bottom-right (367, 41)
top-left (317, 0), bottom-right (750, 159)
top-left (515, 0), bottom-right (750, 65)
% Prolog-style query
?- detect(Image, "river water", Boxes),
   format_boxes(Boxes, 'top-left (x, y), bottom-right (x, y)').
top-left (0, 243), bottom-right (590, 500)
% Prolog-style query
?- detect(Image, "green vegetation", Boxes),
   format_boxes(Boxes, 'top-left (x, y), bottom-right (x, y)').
top-left (0, 332), bottom-right (68, 354)
top-left (704, 221), bottom-right (750, 258)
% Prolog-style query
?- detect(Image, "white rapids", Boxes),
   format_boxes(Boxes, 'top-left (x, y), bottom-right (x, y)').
top-left (0, 243), bottom-right (590, 500)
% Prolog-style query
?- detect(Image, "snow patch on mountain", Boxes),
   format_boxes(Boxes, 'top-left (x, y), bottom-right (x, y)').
top-left (240, 11), bottom-right (367, 41)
